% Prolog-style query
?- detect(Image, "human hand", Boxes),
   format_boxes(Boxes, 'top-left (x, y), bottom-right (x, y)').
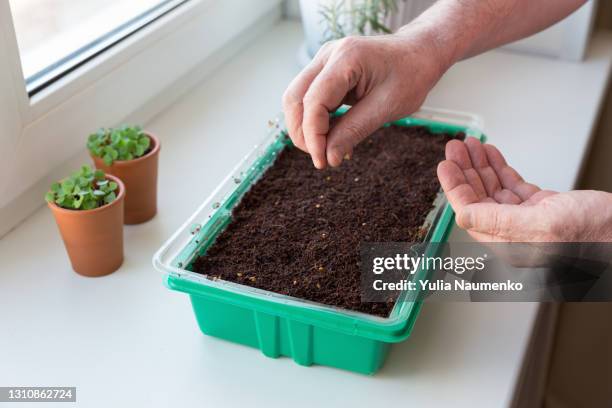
top-left (282, 28), bottom-right (449, 169)
top-left (437, 138), bottom-right (612, 243)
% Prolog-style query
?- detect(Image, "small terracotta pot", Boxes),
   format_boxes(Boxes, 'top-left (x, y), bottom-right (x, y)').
top-left (48, 175), bottom-right (125, 277)
top-left (91, 133), bottom-right (160, 225)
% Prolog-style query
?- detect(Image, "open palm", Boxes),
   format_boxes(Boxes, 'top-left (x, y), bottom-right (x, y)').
top-left (437, 138), bottom-right (612, 242)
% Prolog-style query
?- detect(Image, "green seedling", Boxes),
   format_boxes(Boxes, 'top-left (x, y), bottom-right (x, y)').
top-left (45, 165), bottom-right (118, 210)
top-left (87, 125), bottom-right (151, 165)
top-left (319, 0), bottom-right (400, 42)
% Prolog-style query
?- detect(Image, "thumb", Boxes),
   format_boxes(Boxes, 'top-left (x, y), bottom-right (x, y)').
top-left (457, 202), bottom-right (541, 241)
top-left (325, 91), bottom-right (392, 167)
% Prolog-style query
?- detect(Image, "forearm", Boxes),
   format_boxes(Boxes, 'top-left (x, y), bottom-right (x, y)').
top-left (397, 0), bottom-right (587, 70)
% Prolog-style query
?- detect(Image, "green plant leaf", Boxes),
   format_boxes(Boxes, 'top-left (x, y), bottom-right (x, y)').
top-left (108, 181), bottom-right (118, 191)
top-left (62, 196), bottom-right (74, 208)
top-left (135, 145), bottom-right (145, 157)
top-left (50, 182), bottom-right (61, 193)
top-left (104, 191), bottom-right (116, 204)
top-left (138, 136), bottom-right (150, 148)
top-left (49, 166), bottom-right (115, 210)
top-left (82, 199), bottom-right (97, 210)
top-left (86, 124), bottom-right (148, 162)
top-left (111, 130), bottom-right (121, 144)
top-left (73, 194), bottom-right (84, 209)
top-left (61, 179), bottom-right (75, 193)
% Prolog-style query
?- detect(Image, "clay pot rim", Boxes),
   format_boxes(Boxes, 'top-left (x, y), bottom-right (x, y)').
top-left (91, 132), bottom-right (160, 167)
top-left (47, 174), bottom-right (125, 216)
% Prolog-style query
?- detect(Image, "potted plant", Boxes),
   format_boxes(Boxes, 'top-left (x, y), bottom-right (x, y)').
top-left (46, 165), bottom-right (125, 277)
top-left (87, 125), bottom-right (161, 224)
top-left (299, 0), bottom-right (419, 64)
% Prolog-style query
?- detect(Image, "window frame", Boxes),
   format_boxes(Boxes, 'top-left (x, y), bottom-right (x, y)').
top-left (24, 0), bottom-right (191, 97)
top-left (0, 0), bottom-right (283, 230)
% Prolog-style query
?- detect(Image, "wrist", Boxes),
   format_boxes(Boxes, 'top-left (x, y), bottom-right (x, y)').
top-left (578, 191), bottom-right (612, 242)
top-left (598, 192), bottom-right (612, 242)
top-left (394, 21), bottom-right (457, 79)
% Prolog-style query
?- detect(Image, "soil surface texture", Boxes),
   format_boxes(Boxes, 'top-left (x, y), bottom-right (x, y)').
top-left (191, 125), bottom-right (462, 317)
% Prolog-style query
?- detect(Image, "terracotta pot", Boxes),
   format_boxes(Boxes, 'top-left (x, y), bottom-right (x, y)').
top-left (48, 175), bottom-right (125, 277)
top-left (91, 133), bottom-right (160, 224)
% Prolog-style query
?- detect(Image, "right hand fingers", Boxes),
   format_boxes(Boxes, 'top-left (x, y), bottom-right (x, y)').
top-left (300, 40), bottom-right (366, 169)
top-left (282, 44), bottom-right (332, 156)
top-left (325, 89), bottom-right (391, 166)
top-left (283, 38), bottom-right (372, 169)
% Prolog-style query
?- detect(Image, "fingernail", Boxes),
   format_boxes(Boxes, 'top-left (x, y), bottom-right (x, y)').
top-left (327, 150), bottom-right (343, 167)
top-left (458, 208), bottom-right (474, 229)
top-left (313, 157), bottom-right (326, 170)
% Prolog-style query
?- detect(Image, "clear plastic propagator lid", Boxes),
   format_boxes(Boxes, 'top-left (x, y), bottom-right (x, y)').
top-left (152, 107), bottom-right (484, 325)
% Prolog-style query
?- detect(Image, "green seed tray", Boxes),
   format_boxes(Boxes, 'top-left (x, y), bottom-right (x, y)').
top-left (153, 107), bottom-right (485, 374)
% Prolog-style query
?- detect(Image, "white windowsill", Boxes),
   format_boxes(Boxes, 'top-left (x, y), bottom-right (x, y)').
top-left (1, 21), bottom-right (611, 407)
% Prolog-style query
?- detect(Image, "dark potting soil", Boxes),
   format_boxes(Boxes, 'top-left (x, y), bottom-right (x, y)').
top-left (191, 125), bottom-right (462, 317)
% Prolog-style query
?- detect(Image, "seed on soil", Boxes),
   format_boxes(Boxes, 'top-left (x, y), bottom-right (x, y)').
top-left (321, 232), bottom-right (327, 238)
top-left (354, 177), bottom-right (360, 182)
top-left (237, 272), bottom-right (243, 277)
top-left (316, 283), bottom-right (321, 289)
top-left (318, 266), bottom-right (325, 272)
top-left (343, 153), bottom-right (351, 161)
top-left (293, 280), bottom-right (297, 285)
top-left (325, 176), bottom-right (331, 181)
top-left (315, 204), bottom-right (321, 208)
top-left (248, 276), bottom-right (256, 282)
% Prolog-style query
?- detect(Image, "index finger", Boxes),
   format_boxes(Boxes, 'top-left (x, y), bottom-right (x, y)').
top-left (302, 60), bottom-right (358, 169)
top-left (282, 57), bottom-right (327, 152)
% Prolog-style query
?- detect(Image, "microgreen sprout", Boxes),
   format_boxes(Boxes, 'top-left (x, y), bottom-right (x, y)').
top-left (45, 165), bottom-right (118, 210)
top-left (87, 125), bottom-right (151, 165)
